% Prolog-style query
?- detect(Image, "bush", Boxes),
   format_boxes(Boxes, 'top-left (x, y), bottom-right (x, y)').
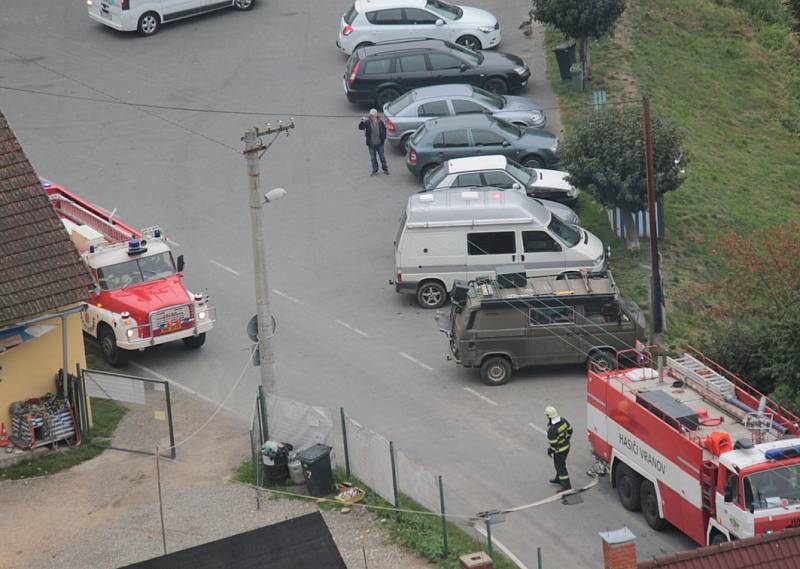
top-left (786, 0), bottom-right (800, 31)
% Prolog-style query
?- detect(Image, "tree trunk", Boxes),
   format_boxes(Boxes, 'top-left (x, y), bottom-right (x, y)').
top-left (579, 36), bottom-right (593, 81)
top-left (622, 209), bottom-right (640, 251)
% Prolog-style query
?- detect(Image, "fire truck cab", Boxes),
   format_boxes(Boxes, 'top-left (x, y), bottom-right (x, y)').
top-left (45, 180), bottom-right (215, 366)
top-left (587, 351), bottom-right (800, 546)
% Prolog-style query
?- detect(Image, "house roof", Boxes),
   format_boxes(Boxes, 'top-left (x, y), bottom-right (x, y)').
top-left (638, 527), bottom-right (800, 569)
top-left (0, 110), bottom-right (92, 329)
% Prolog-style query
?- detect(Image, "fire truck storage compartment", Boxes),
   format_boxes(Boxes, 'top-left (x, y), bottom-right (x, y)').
top-left (636, 389), bottom-right (699, 432)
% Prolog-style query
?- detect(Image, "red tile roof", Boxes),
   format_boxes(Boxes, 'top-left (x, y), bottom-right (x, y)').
top-left (0, 110), bottom-right (92, 328)
top-left (638, 528), bottom-right (800, 569)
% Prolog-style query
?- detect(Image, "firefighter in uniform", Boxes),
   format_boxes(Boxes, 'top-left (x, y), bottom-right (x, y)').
top-left (545, 406), bottom-right (573, 491)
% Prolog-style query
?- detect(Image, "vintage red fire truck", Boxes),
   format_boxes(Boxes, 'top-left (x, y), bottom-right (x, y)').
top-left (588, 349), bottom-right (800, 545)
top-left (45, 180), bottom-right (214, 366)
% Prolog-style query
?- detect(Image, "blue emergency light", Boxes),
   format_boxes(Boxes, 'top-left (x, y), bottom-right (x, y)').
top-left (765, 446), bottom-right (800, 461)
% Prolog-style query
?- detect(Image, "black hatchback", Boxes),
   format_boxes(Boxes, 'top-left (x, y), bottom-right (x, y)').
top-left (343, 38), bottom-right (530, 106)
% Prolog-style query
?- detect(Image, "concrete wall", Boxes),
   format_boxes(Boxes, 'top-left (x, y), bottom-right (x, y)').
top-left (0, 307), bottom-right (87, 430)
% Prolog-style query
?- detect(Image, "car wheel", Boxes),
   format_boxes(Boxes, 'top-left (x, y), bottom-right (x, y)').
top-left (420, 163), bottom-right (439, 181)
top-left (483, 77), bottom-right (508, 95)
top-left (480, 357), bottom-right (512, 386)
top-left (400, 133), bottom-right (413, 153)
top-left (641, 480), bottom-right (667, 530)
top-left (522, 155), bottom-right (545, 168)
top-left (589, 349), bottom-right (617, 372)
top-left (233, 0), bottom-right (254, 9)
top-left (377, 88), bottom-right (401, 107)
top-left (456, 35), bottom-right (481, 51)
top-left (182, 333), bottom-right (206, 349)
top-left (416, 281), bottom-right (447, 309)
top-left (137, 12), bottom-right (160, 36)
top-left (615, 463), bottom-right (642, 512)
top-left (99, 324), bottom-right (128, 367)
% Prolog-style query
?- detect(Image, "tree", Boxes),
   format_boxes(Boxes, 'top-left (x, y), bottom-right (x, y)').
top-left (789, 0), bottom-right (800, 33)
top-left (559, 105), bottom-right (687, 250)
top-left (531, 0), bottom-right (626, 80)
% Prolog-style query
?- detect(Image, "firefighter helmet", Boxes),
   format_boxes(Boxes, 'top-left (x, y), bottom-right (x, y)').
top-left (544, 406), bottom-right (558, 418)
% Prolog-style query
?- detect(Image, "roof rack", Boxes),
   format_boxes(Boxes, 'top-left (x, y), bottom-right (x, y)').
top-left (469, 269), bottom-right (617, 304)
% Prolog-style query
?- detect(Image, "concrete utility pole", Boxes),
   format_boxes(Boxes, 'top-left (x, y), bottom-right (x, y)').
top-left (242, 120), bottom-right (294, 429)
top-left (642, 97), bottom-right (664, 345)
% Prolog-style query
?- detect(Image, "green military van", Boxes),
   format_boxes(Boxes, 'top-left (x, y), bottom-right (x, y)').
top-left (437, 269), bottom-right (646, 385)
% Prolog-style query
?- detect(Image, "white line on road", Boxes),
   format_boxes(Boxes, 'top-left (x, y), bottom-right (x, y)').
top-left (398, 351), bottom-right (434, 372)
top-left (272, 289), bottom-right (304, 305)
top-left (463, 387), bottom-right (499, 407)
top-left (528, 422), bottom-right (548, 436)
top-left (334, 319), bottom-right (369, 337)
top-left (209, 259), bottom-right (241, 276)
top-left (472, 523), bottom-right (530, 569)
top-left (166, 238), bottom-right (181, 247)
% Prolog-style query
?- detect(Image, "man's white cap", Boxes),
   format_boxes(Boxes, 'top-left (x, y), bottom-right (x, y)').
top-left (369, 108), bottom-right (378, 116)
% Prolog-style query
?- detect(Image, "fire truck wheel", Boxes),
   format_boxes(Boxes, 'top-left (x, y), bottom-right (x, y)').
top-left (98, 324), bottom-right (128, 368)
top-left (480, 357), bottom-right (512, 386)
top-left (589, 349), bottom-right (616, 372)
top-left (182, 333), bottom-right (206, 349)
top-left (615, 463), bottom-right (642, 512)
top-left (641, 480), bottom-right (667, 530)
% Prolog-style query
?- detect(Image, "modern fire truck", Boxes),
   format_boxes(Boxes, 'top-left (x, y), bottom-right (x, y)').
top-left (588, 350), bottom-right (800, 545)
top-left (45, 180), bottom-right (214, 366)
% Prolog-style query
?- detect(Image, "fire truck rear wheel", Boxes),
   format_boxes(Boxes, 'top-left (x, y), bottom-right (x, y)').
top-left (641, 480), bottom-right (667, 530)
top-left (615, 462), bottom-right (642, 512)
top-left (182, 333), bottom-right (206, 349)
top-left (480, 356), bottom-right (512, 386)
top-left (99, 324), bottom-right (128, 368)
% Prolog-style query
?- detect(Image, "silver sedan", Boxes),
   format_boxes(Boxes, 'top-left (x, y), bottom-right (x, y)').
top-left (383, 83), bottom-right (546, 150)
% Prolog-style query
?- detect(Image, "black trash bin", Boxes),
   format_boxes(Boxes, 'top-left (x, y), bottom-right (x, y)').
top-left (263, 454), bottom-right (290, 486)
top-left (554, 41), bottom-right (576, 81)
top-left (296, 444), bottom-right (334, 497)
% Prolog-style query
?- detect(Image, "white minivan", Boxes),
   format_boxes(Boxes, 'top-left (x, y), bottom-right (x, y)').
top-left (392, 188), bottom-right (607, 308)
top-left (87, 0), bottom-right (253, 36)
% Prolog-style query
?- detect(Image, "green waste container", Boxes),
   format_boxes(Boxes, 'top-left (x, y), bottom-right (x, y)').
top-left (570, 64), bottom-right (584, 92)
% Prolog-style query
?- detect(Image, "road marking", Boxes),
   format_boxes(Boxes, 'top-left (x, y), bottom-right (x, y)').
top-left (398, 351), bottom-right (434, 372)
top-left (334, 319), bottom-right (369, 337)
top-left (528, 422), bottom-right (548, 436)
top-left (463, 387), bottom-right (499, 407)
top-left (272, 289), bottom-right (304, 305)
top-left (472, 523), bottom-right (530, 569)
top-left (209, 259), bottom-right (241, 276)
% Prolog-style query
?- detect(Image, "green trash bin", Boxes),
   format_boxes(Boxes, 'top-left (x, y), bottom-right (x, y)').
top-left (570, 64), bottom-right (584, 92)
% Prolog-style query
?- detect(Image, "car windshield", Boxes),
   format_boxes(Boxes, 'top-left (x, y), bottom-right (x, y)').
top-left (492, 117), bottom-right (522, 138)
top-left (386, 91), bottom-right (414, 114)
top-left (426, 0), bottom-right (463, 19)
top-left (446, 41), bottom-right (482, 64)
top-left (96, 252), bottom-right (176, 290)
top-left (472, 87), bottom-right (504, 109)
top-left (506, 160), bottom-right (533, 184)
top-left (424, 164), bottom-right (446, 188)
top-left (548, 214), bottom-right (581, 248)
top-left (744, 464), bottom-right (800, 511)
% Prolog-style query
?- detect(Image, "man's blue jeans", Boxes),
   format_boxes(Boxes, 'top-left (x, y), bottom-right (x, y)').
top-left (368, 144), bottom-right (388, 174)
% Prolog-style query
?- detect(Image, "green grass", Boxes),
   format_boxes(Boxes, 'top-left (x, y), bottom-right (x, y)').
top-left (546, 0), bottom-right (800, 347)
top-left (0, 398), bottom-right (127, 480)
top-left (235, 461), bottom-right (517, 569)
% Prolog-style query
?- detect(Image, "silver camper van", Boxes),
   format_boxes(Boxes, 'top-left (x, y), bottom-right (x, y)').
top-left (392, 188), bottom-right (607, 308)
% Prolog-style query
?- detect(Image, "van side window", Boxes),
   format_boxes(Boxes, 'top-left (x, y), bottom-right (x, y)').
top-left (467, 232), bottom-right (516, 255)
top-left (529, 306), bottom-right (574, 326)
top-left (466, 311), bottom-right (478, 330)
top-left (522, 231), bottom-right (561, 252)
top-left (585, 301), bottom-right (621, 323)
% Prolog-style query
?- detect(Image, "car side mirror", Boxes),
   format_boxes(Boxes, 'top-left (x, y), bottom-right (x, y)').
top-left (177, 255), bottom-right (185, 272)
top-left (459, 63), bottom-right (468, 72)
top-left (502, 140), bottom-right (511, 147)
top-left (435, 19), bottom-right (445, 26)
top-left (512, 182), bottom-right (522, 190)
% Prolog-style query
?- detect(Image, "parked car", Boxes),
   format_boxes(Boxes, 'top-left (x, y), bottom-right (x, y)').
top-left (423, 155), bottom-right (579, 204)
top-left (383, 84), bottom-right (545, 150)
top-left (87, 0), bottom-right (254, 36)
top-left (343, 39), bottom-right (530, 106)
top-left (337, 0), bottom-right (500, 56)
top-left (405, 114), bottom-right (559, 180)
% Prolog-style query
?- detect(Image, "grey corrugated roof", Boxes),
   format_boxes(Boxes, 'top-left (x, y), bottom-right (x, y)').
top-left (0, 110), bottom-right (92, 328)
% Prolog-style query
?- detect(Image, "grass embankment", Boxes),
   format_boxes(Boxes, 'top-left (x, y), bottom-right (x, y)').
top-left (0, 398), bottom-right (127, 480)
top-left (235, 461), bottom-right (517, 569)
top-left (545, 0), bottom-right (800, 346)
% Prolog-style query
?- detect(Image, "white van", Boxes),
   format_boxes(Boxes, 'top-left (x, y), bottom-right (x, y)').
top-left (392, 188), bottom-right (607, 308)
top-left (87, 0), bottom-right (253, 36)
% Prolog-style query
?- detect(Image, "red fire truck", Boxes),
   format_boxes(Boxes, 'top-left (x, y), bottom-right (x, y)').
top-left (588, 349), bottom-right (800, 545)
top-left (45, 180), bottom-right (215, 366)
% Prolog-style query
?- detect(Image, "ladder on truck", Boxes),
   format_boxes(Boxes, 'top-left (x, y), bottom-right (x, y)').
top-left (46, 185), bottom-right (138, 244)
top-left (700, 460), bottom-right (718, 525)
top-left (667, 354), bottom-right (736, 401)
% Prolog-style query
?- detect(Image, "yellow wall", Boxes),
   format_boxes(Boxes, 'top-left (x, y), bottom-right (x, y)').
top-left (0, 307), bottom-right (87, 431)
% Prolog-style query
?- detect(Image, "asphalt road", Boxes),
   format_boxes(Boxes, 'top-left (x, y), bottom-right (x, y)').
top-left (0, 1), bottom-right (695, 565)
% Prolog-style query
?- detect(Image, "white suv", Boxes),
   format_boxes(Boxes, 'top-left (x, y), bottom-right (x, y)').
top-left (87, 0), bottom-right (254, 36)
top-left (337, 0), bottom-right (501, 56)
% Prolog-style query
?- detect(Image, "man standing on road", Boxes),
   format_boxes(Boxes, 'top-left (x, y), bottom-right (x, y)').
top-left (545, 406), bottom-right (573, 491)
top-left (359, 108), bottom-right (389, 176)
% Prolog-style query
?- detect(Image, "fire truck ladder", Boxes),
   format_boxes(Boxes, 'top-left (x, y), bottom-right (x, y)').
top-left (667, 354), bottom-right (736, 401)
top-left (700, 460), bottom-right (718, 520)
